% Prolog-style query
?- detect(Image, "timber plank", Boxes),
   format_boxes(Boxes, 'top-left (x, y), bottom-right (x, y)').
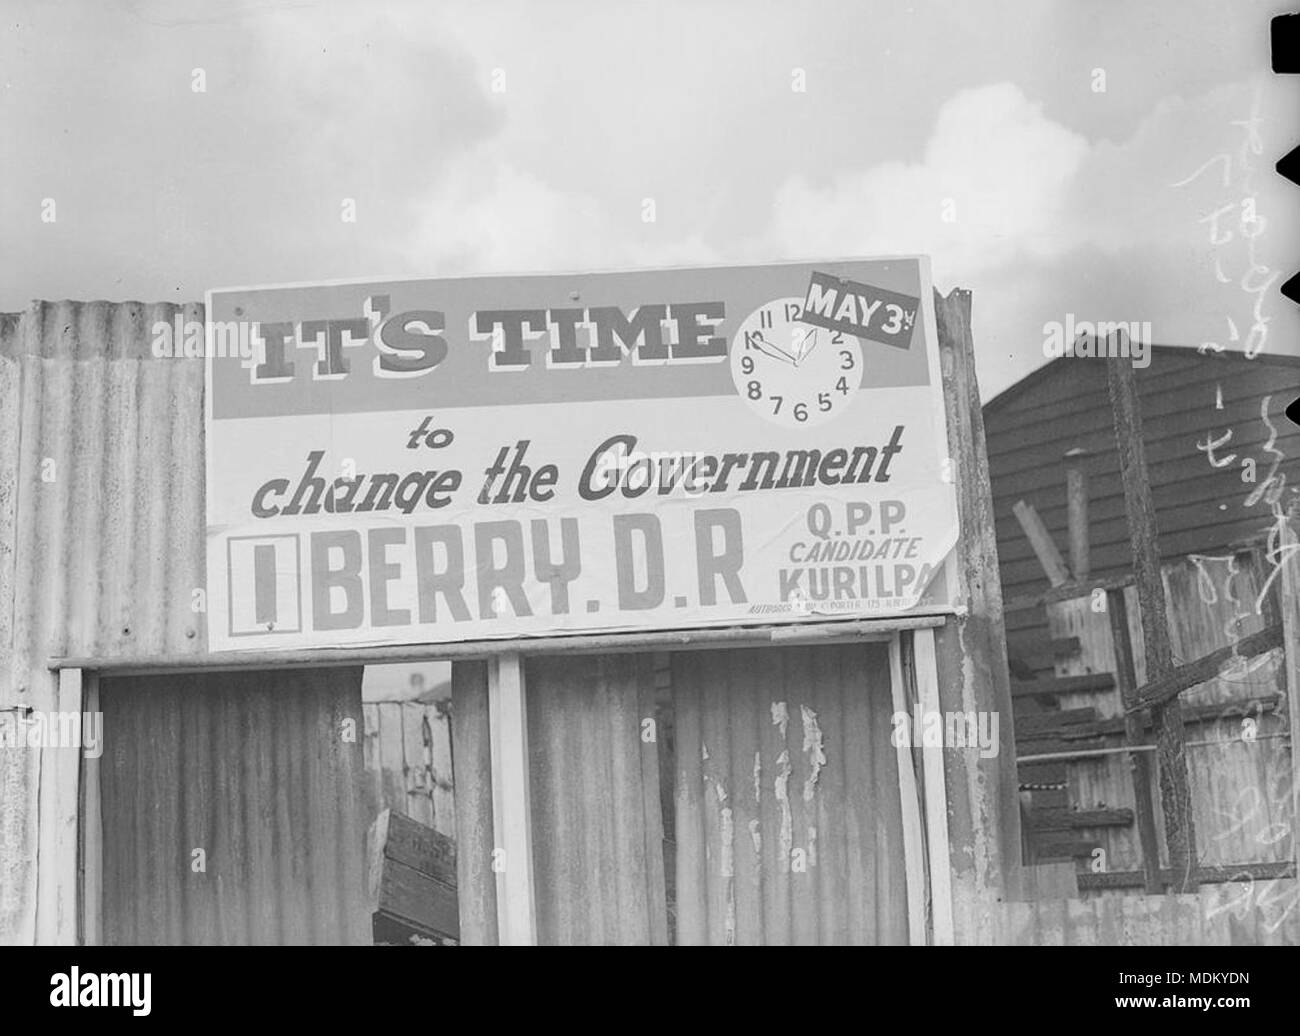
top-left (1128, 624), bottom-right (1283, 712)
top-left (1077, 861), bottom-right (1296, 891)
top-left (1027, 808), bottom-right (1134, 832)
top-left (1011, 673), bottom-right (1114, 699)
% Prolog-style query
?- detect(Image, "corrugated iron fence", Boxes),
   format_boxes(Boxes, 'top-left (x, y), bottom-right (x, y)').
top-left (452, 643), bottom-right (910, 946)
top-left (670, 644), bottom-right (909, 945)
top-left (99, 668), bottom-right (371, 945)
top-left (1, 301), bottom-right (208, 945)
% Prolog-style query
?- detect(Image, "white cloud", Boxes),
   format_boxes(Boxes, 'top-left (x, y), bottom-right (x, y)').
top-left (769, 82), bottom-right (1091, 283)
top-left (402, 160), bottom-right (719, 275)
top-left (767, 77), bottom-right (1300, 398)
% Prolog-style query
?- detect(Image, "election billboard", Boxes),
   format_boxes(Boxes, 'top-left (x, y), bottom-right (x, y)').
top-left (204, 259), bottom-right (960, 652)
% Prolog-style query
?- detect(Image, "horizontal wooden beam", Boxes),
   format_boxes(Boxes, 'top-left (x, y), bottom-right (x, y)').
top-left (1010, 672), bottom-right (1114, 699)
top-left (1006, 635), bottom-right (1083, 674)
top-left (1077, 861), bottom-right (1296, 891)
top-left (1013, 707), bottom-right (1098, 737)
top-left (1067, 693), bottom-right (1282, 740)
top-left (1032, 839), bottom-right (1102, 860)
top-left (1017, 744), bottom-right (1155, 764)
top-left (1016, 736), bottom-right (1106, 757)
top-left (1027, 808), bottom-right (1134, 832)
top-left (1007, 633), bottom-right (1082, 655)
top-left (47, 615), bottom-right (949, 674)
top-left (1127, 624), bottom-right (1284, 713)
top-left (1017, 760), bottom-right (1068, 785)
top-left (1004, 573), bottom-right (1134, 613)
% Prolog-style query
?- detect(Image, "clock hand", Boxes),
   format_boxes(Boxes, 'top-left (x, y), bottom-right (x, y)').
top-left (749, 330), bottom-right (796, 365)
top-left (794, 328), bottom-right (819, 367)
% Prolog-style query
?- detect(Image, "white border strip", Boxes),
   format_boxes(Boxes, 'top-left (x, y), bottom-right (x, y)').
top-left (488, 653), bottom-right (538, 944)
top-left (912, 628), bottom-right (954, 946)
top-left (890, 635), bottom-right (929, 946)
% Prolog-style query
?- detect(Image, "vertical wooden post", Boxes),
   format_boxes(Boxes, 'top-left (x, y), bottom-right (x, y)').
top-left (912, 628), bottom-right (954, 946)
top-left (488, 652), bottom-right (537, 944)
top-left (1105, 355), bottom-right (1197, 891)
top-left (1105, 589), bottom-right (1161, 894)
top-left (931, 288), bottom-right (1023, 938)
top-left (36, 668), bottom-right (83, 945)
top-left (1064, 449), bottom-right (1090, 582)
top-left (450, 660), bottom-right (499, 945)
top-left (889, 635), bottom-right (929, 947)
top-left (80, 672), bottom-right (102, 946)
top-left (1277, 504), bottom-right (1300, 866)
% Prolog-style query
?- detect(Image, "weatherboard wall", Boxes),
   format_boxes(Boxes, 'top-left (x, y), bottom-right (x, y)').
top-left (983, 347), bottom-right (1300, 654)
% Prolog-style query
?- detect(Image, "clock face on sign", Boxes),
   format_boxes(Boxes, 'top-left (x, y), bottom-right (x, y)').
top-left (729, 297), bottom-right (863, 428)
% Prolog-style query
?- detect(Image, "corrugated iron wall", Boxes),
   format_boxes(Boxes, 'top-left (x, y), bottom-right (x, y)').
top-left (525, 653), bottom-right (668, 945)
top-left (99, 667), bottom-right (371, 945)
top-left (451, 645), bottom-right (909, 945)
top-left (1, 300), bottom-right (209, 944)
top-left (671, 644), bottom-right (909, 945)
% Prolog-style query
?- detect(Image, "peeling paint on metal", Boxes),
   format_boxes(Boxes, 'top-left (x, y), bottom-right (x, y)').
top-left (718, 779), bottom-right (736, 945)
top-left (800, 704), bottom-right (826, 802)
top-left (719, 809), bottom-right (734, 878)
top-left (774, 749), bottom-right (793, 870)
top-left (670, 643), bottom-right (911, 944)
top-left (715, 780), bottom-right (734, 876)
top-left (770, 700), bottom-right (788, 739)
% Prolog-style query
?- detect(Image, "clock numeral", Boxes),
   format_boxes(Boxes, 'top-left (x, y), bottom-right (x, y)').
top-left (784, 302), bottom-right (803, 321)
top-left (839, 350), bottom-right (855, 370)
top-left (793, 402), bottom-right (808, 422)
top-left (831, 331), bottom-right (844, 345)
top-left (770, 395), bottom-right (783, 414)
top-left (741, 355), bottom-right (754, 375)
top-left (747, 380), bottom-right (763, 400)
top-left (759, 310), bottom-right (773, 330)
top-left (836, 376), bottom-right (850, 395)
top-left (818, 392), bottom-right (831, 412)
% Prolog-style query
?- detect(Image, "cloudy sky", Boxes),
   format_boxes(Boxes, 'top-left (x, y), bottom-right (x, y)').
top-left (1, 0), bottom-right (1295, 395)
